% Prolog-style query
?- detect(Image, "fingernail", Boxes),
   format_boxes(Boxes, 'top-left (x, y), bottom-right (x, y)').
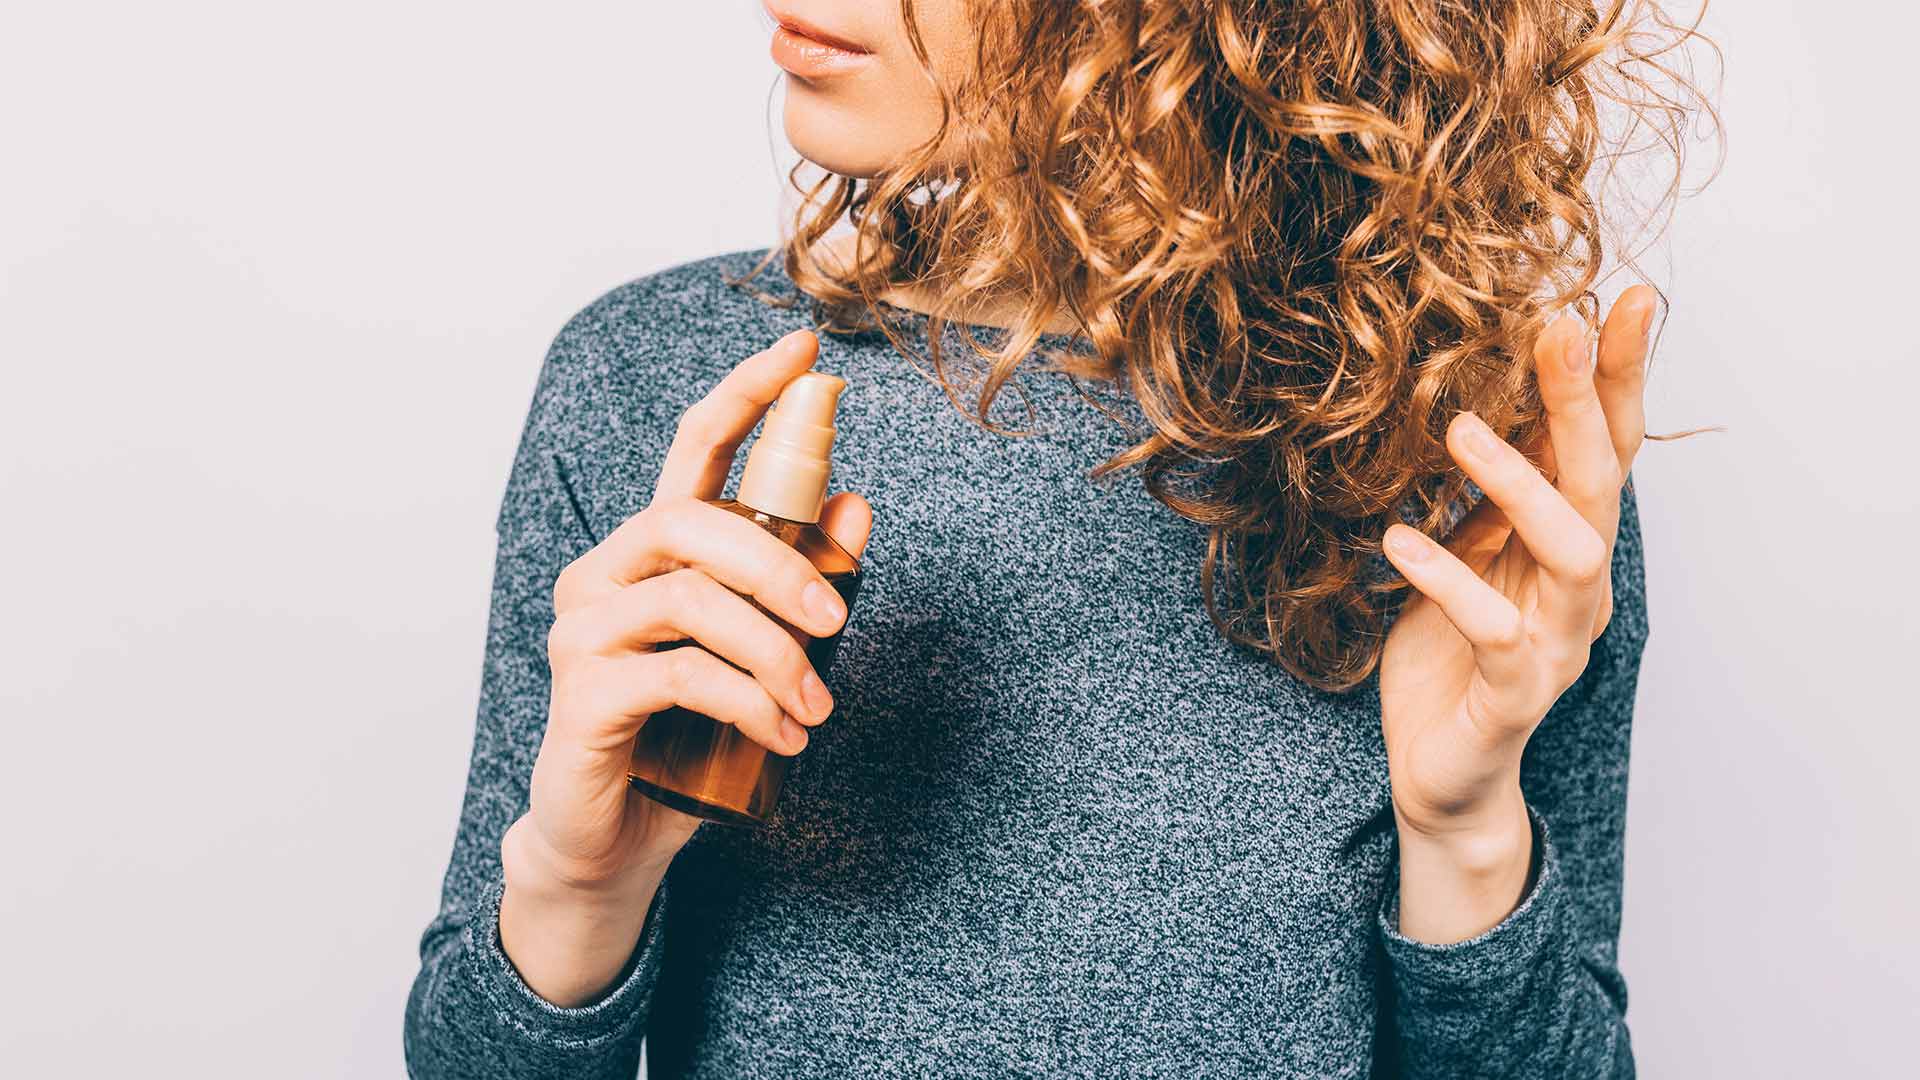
top-left (1459, 414), bottom-right (1500, 461)
top-left (1564, 333), bottom-right (1591, 375)
top-left (801, 670), bottom-right (834, 721)
top-left (804, 580), bottom-right (846, 632)
top-left (1639, 302), bottom-right (1656, 345)
top-left (1387, 527), bottom-right (1433, 563)
top-left (781, 713), bottom-right (808, 749)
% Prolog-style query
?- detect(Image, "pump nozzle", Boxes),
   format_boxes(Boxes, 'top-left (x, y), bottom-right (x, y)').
top-left (735, 371), bottom-right (847, 524)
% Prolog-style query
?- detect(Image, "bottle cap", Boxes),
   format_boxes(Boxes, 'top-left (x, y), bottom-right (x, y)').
top-left (736, 371), bottom-right (847, 523)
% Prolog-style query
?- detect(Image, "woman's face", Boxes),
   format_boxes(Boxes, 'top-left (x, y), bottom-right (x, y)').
top-left (763, 0), bottom-right (973, 178)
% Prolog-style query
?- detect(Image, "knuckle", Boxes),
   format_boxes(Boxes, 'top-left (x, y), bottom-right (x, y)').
top-left (552, 561), bottom-right (581, 612)
top-left (781, 648), bottom-right (818, 704)
top-left (665, 645), bottom-right (708, 696)
top-left (635, 497), bottom-right (674, 537)
top-left (1568, 531), bottom-right (1610, 586)
top-left (546, 665), bottom-right (577, 711)
top-left (660, 646), bottom-right (693, 693)
top-left (1568, 461), bottom-right (1624, 504)
top-left (638, 495), bottom-right (679, 530)
top-left (659, 566), bottom-right (706, 610)
top-left (1490, 611), bottom-right (1528, 650)
top-left (1566, 560), bottom-right (1604, 590)
top-left (553, 550), bottom-right (616, 613)
top-left (648, 498), bottom-right (705, 557)
top-left (1550, 639), bottom-right (1594, 686)
top-left (1560, 392), bottom-right (1604, 424)
top-left (674, 398), bottom-right (711, 435)
top-left (688, 570), bottom-right (747, 641)
top-left (757, 693), bottom-right (787, 733)
top-left (546, 613), bottom-right (582, 662)
top-left (676, 399), bottom-right (727, 448)
top-left (783, 635), bottom-right (815, 683)
top-left (628, 505), bottom-right (676, 564)
top-left (548, 664), bottom-right (600, 730)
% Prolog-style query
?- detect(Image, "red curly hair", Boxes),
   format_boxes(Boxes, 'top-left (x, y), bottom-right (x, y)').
top-left (758, 0), bottom-right (1720, 692)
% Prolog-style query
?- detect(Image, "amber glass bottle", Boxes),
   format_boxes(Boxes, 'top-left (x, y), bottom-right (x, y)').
top-left (627, 371), bottom-right (861, 826)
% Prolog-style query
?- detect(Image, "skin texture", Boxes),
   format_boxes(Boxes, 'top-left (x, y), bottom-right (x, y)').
top-left (499, 0), bottom-right (1661, 1005)
top-left (766, 0), bottom-right (972, 178)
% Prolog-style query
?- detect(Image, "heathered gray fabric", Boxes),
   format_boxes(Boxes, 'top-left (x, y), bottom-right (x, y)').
top-left (404, 250), bottom-right (1647, 1079)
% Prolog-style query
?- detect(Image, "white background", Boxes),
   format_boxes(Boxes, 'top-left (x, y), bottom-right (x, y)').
top-left (2, 2), bottom-right (1913, 1076)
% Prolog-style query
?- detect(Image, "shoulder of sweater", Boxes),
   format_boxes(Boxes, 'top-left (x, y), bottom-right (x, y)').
top-left (519, 248), bottom-right (810, 452)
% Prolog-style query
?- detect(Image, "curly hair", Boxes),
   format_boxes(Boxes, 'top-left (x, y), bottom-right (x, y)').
top-left (756, 0), bottom-right (1721, 693)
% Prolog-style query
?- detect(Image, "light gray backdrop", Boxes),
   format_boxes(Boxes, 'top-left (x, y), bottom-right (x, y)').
top-left (2, 2), bottom-right (1912, 1076)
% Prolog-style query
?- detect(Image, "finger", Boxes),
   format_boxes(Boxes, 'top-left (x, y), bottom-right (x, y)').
top-left (1533, 313), bottom-right (1624, 552)
top-left (654, 329), bottom-right (820, 502)
top-left (1448, 298), bottom-right (1641, 594)
top-left (551, 567), bottom-right (835, 726)
top-left (1581, 288), bottom-right (1653, 645)
top-left (558, 646), bottom-right (807, 758)
top-left (559, 498), bottom-right (849, 637)
top-left (1440, 416), bottom-right (1560, 576)
top-left (1447, 411), bottom-right (1608, 641)
top-left (1594, 285), bottom-right (1657, 478)
top-left (1383, 523), bottom-right (1533, 692)
top-left (818, 490), bottom-right (875, 561)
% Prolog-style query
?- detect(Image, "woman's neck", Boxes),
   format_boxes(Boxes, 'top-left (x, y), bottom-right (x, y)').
top-left (812, 232), bottom-right (1082, 337)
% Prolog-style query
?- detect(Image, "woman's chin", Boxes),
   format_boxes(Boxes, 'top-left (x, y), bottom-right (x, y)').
top-left (782, 97), bottom-right (904, 180)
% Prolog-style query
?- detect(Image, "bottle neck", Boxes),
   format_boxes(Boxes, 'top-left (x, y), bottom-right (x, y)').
top-left (735, 439), bottom-right (829, 523)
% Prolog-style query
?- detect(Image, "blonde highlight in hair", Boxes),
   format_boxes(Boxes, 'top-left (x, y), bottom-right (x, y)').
top-left (760, 0), bottom-right (1721, 692)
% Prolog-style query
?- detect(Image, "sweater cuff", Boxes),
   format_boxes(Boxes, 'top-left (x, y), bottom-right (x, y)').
top-left (1378, 804), bottom-right (1564, 993)
top-left (461, 871), bottom-right (671, 1051)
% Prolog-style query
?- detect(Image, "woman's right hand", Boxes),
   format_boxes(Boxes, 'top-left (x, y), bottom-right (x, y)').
top-left (498, 329), bottom-right (873, 1006)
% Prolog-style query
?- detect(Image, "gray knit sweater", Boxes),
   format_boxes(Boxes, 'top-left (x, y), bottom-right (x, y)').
top-left (404, 250), bottom-right (1646, 1079)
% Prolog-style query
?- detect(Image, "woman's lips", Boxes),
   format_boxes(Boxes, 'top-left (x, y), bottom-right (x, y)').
top-left (768, 16), bottom-right (873, 79)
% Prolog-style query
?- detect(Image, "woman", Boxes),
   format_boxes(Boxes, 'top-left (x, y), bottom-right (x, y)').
top-left (405, 1), bottom-right (1709, 1076)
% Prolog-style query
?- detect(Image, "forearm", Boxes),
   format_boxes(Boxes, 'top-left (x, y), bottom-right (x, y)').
top-left (1392, 784), bottom-right (1535, 944)
top-left (1378, 804), bottom-right (1633, 1079)
top-left (498, 815), bottom-right (673, 1008)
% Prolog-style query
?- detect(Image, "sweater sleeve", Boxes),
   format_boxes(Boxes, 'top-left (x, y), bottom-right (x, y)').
top-left (1375, 476), bottom-right (1650, 1080)
top-left (403, 312), bottom-right (671, 1079)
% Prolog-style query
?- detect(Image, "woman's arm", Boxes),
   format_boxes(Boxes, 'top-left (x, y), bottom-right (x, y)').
top-left (402, 321), bottom-right (670, 1079)
top-left (404, 316), bottom-right (866, 1078)
top-left (1377, 483), bottom-right (1645, 1077)
top-left (1375, 288), bottom-right (1658, 1077)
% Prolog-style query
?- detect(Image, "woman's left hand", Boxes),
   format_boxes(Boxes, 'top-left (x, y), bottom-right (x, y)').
top-left (1377, 285), bottom-right (1659, 942)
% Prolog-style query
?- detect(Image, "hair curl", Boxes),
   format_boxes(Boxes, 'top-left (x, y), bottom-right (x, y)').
top-left (759, 0), bottom-right (1721, 693)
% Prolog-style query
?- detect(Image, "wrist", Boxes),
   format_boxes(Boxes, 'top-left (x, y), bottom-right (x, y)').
top-left (1390, 790), bottom-right (1535, 945)
top-left (498, 820), bottom-right (669, 1009)
top-left (1391, 784), bottom-right (1532, 874)
top-left (500, 815), bottom-right (671, 905)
